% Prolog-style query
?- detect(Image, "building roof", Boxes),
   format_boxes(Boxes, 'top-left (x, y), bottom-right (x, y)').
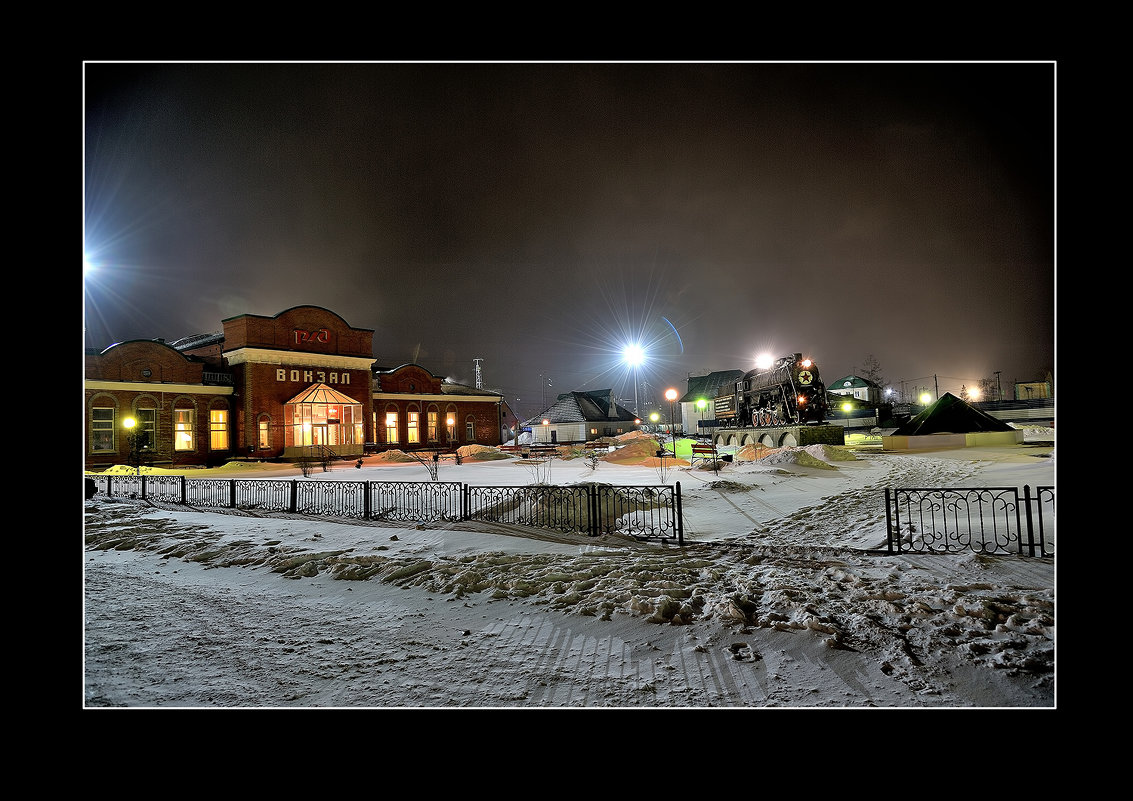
top-left (285, 383), bottom-right (364, 405)
top-left (440, 381), bottom-right (502, 398)
top-left (679, 370), bottom-right (744, 404)
top-left (892, 392), bottom-right (1016, 435)
top-left (523, 389), bottom-right (638, 426)
top-left (168, 332), bottom-right (225, 350)
top-left (829, 375), bottom-right (881, 391)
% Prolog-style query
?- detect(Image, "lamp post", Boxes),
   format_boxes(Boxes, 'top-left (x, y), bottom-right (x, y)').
top-left (623, 344), bottom-right (644, 415)
top-left (665, 388), bottom-right (678, 456)
top-left (122, 417), bottom-right (141, 476)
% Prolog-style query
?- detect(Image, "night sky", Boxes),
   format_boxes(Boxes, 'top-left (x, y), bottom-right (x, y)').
top-left (83, 61), bottom-right (1055, 419)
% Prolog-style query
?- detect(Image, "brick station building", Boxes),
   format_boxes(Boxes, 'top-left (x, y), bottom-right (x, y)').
top-left (83, 305), bottom-right (511, 470)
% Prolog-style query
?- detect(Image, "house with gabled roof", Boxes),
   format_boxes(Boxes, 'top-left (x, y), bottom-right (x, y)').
top-left (678, 370), bottom-right (744, 436)
top-left (522, 389), bottom-right (640, 444)
top-left (827, 374), bottom-right (884, 405)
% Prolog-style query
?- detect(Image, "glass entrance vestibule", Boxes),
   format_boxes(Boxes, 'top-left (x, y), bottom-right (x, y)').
top-left (284, 382), bottom-right (365, 457)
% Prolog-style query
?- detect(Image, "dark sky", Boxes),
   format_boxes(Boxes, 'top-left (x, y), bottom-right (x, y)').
top-left (83, 61), bottom-right (1054, 419)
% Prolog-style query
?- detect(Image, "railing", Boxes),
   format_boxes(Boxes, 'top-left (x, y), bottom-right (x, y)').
top-left (86, 475), bottom-right (683, 543)
top-left (884, 485), bottom-right (1054, 557)
top-left (465, 484), bottom-right (682, 542)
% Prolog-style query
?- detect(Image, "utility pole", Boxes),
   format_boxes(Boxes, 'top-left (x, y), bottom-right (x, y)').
top-left (540, 374), bottom-right (552, 410)
top-left (934, 374), bottom-right (939, 399)
top-left (994, 370), bottom-right (1002, 401)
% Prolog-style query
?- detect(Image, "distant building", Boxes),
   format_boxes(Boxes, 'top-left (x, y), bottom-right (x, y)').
top-left (827, 374), bottom-right (883, 405)
top-left (1014, 381), bottom-right (1052, 400)
top-left (523, 390), bottom-right (639, 444)
top-left (84, 305), bottom-right (506, 470)
top-left (678, 370), bottom-right (745, 435)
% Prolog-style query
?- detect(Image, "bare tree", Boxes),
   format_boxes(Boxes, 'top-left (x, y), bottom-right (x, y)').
top-left (406, 450), bottom-right (441, 481)
top-left (861, 354), bottom-right (885, 388)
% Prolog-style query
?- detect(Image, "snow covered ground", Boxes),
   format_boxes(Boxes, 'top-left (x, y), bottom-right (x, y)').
top-left (83, 429), bottom-right (1056, 709)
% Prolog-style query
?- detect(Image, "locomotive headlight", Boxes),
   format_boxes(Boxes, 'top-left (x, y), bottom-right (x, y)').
top-left (797, 395), bottom-right (806, 405)
top-left (801, 359), bottom-right (812, 368)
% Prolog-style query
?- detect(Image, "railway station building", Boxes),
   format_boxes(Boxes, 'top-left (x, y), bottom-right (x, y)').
top-left (83, 305), bottom-right (511, 470)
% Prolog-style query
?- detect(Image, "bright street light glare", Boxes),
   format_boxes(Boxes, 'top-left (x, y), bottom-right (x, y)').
top-left (622, 344), bottom-right (644, 367)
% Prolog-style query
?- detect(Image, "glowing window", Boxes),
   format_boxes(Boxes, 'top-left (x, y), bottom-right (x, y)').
top-left (210, 409), bottom-right (229, 450)
top-left (174, 409), bottom-right (194, 451)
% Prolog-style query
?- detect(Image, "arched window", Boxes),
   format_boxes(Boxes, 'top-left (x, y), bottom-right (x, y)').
top-left (174, 407), bottom-right (195, 451)
top-left (445, 407), bottom-right (457, 444)
top-left (385, 408), bottom-right (399, 444)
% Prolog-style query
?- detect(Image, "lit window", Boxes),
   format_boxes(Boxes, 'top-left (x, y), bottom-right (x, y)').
top-left (91, 407), bottom-right (114, 452)
top-left (258, 419), bottom-right (270, 450)
top-left (136, 408), bottom-right (156, 450)
top-left (174, 409), bottom-right (194, 451)
top-left (385, 411), bottom-right (399, 444)
top-left (210, 409), bottom-right (229, 450)
top-left (428, 410), bottom-right (438, 442)
top-left (408, 411), bottom-right (420, 443)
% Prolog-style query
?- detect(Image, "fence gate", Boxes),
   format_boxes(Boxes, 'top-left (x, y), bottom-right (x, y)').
top-left (884, 485), bottom-right (1054, 557)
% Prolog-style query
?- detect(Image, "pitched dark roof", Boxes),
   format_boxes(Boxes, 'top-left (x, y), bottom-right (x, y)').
top-left (441, 381), bottom-right (501, 397)
top-left (680, 370), bottom-right (744, 403)
top-left (892, 392), bottom-right (1016, 435)
top-left (523, 390), bottom-right (638, 426)
top-left (168, 332), bottom-right (225, 350)
top-left (829, 375), bottom-right (880, 390)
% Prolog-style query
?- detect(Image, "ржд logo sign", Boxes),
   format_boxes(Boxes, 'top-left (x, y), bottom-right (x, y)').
top-left (294, 328), bottom-right (330, 345)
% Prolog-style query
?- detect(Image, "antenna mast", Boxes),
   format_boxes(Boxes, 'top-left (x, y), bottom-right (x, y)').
top-left (474, 358), bottom-right (483, 389)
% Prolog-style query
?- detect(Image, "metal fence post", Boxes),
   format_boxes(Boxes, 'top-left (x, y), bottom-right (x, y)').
top-left (1023, 484), bottom-right (1037, 557)
top-left (884, 488), bottom-right (894, 554)
top-left (289, 480), bottom-right (298, 513)
top-left (675, 481), bottom-right (683, 546)
top-left (588, 485), bottom-right (598, 537)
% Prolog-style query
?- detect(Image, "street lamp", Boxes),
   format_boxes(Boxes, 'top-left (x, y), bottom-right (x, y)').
top-left (622, 344), bottom-right (644, 415)
top-left (122, 417), bottom-right (141, 476)
top-left (665, 388), bottom-right (678, 455)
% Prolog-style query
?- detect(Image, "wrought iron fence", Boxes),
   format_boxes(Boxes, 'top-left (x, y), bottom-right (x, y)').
top-left (464, 484), bottom-right (682, 542)
top-left (85, 475), bottom-right (683, 542)
top-left (884, 485), bottom-right (1054, 557)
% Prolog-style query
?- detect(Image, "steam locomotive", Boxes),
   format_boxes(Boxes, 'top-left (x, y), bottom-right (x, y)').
top-left (713, 353), bottom-right (828, 427)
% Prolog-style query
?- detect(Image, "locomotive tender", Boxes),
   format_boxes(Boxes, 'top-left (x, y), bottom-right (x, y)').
top-left (714, 353), bottom-right (828, 428)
